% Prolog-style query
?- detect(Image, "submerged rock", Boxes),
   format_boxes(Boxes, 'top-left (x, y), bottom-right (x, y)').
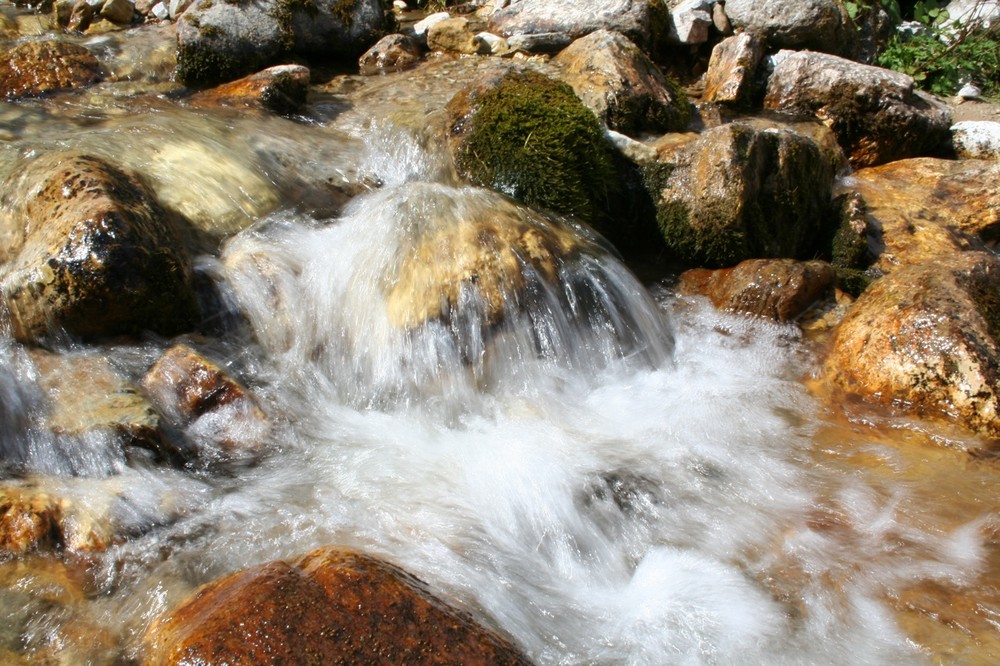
top-left (175, 0), bottom-right (387, 86)
top-left (554, 29), bottom-right (690, 136)
top-left (0, 153), bottom-right (198, 345)
top-left (0, 40), bottom-right (102, 100)
top-left (764, 50), bottom-right (952, 168)
top-left (141, 546), bottom-right (532, 665)
top-left (679, 259), bottom-right (835, 322)
top-left (645, 122), bottom-right (834, 267)
top-left (823, 252), bottom-right (1000, 440)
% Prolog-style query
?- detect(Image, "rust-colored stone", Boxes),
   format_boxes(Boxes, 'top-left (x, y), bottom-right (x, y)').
top-left (188, 64), bottom-right (310, 114)
top-left (0, 40), bottom-right (102, 100)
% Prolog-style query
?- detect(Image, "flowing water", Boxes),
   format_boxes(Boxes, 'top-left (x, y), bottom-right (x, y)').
top-left (1, 17), bottom-right (999, 665)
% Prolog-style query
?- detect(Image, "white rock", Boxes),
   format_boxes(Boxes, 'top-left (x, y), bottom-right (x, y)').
top-left (474, 31), bottom-right (507, 54)
top-left (413, 11), bottom-right (450, 36)
top-left (669, 7), bottom-right (712, 44)
top-left (150, 1), bottom-right (169, 19)
top-left (393, 0), bottom-right (406, 9)
top-left (943, 0), bottom-right (999, 31)
top-left (958, 82), bottom-right (982, 99)
top-left (168, 0), bottom-right (194, 20)
top-left (951, 120), bottom-right (1000, 159)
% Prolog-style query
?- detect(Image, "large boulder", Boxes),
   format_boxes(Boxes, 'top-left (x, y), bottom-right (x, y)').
top-left (645, 122), bottom-right (834, 267)
top-left (141, 546), bottom-right (532, 665)
top-left (487, 0), bottom-right (669, 52)
top-left (553, 29), bottom-right (690, 136)
top-left (0, 153), bottom-right (198, 344)
top-left (724, 0), bottom-right (857, 55)
top-left (764, 50), bottom-right (952, 168)
top-left (845, 158), bottom-right (1000, 274)
top-left (446, 66), bottom-right (642, 248)
top-left (822, 252), bottom-right (1000, 440)
top-left (0, 40), bottom-right (102, 100)
top-left (175, 0), bottom-right (386, 86)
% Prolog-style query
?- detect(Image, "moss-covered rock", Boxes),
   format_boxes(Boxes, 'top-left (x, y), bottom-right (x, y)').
top-left (446, 67), bottom-right (640, 247)
top-left (645, 123), bottom-right (834, 267)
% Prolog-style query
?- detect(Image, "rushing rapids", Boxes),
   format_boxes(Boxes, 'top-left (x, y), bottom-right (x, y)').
top-left (0, 18), bottom-right (998, 666)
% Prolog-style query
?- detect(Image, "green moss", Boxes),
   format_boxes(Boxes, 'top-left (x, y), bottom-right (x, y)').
top-left (176, 41), bottom-right (244, 87)
top-left (834, 267), bottom-right (873, 297)
top-left (331, 0), bottom-right (358, 27)
top-left (656, 199), bottom-right (747, 267)
top-left (455, 70), bottom-right (623, 235)
top-left (272, 0), bottom-right (318, 53)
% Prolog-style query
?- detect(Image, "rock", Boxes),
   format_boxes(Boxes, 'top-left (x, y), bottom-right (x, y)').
top-left (188, 64), bottom-right (310, 114)
top-left (359, 33), bottom-right (422, 74)
top-left (951, 120), bottom-right (1000, 159)
top-left (99, 0), bottom-right (133, 24)
top-left (845, 158), bottom-right (1000, 274)
top-left (764, 50), bottom-right (952, 168)
top-left (0, 153), bottom-right (199, 344)
top-left (702, 32), bottom-right (763, 107)
top-left (822, 252), bottom-right (1000, 440)
top-left (427, 16), bottom-right (483, 54)
top-left (176, 0), bottom-right (387, 87)
top-left (384, 183), bottom-right (591, 331)
top-left (0, 41), bottom-right (102, 100)
top-left (679, 258), bottom-right (836, 322)
top-left (724, 0), bottom-right (857, 55)
top-left (645, 122), bottom-right (834, 267)
top-left (141, 546), bottom-right (532, 665)
top-left (67, 0), bottom-right (95, 31)
top-left (712, 1), bottom-right (732, 34)
top-left (667, 0), bottom-right (713, 44)
top-left (554, 29), bottom-right (690, 135)
top-left (506, 31), bottom-right (572, 53)
top-left (167, 0), bottom-right (193, 20)
top-left (488, 0), bottom-right (669, 52)
top-left (446, 66), bottom-right (636, 246)
top-left (0, 484), bottom-right (112, 554)
top-left (141, 344), bottom-right (269, 460)
top-left (473, 31), bottom-right (508, 55)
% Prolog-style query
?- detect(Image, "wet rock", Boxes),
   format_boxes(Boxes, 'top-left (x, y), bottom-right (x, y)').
top-left (645, 122), bottom-right (834, 267)
top-left (0, 40), bottom-right (102, 100)
top-left (176, 0), bottom-right (387, 87)
top-left (427, 16), bottom-right (484, 54)
top-left (30, 350), bottom-right (164, 456)
top-left (951, 120), bottom-right (1000, 159)
top-left (679, 259), bottom-right (835, 322)
top-left (359, 33), bottom-right (423, 74)
top-left (822, 251), bottom-right (1000, 439)
top-left (846, 158), bottom-right (1000, 274)
top-left (725, 0), bottom-right (857, 55)
top-left (0, 484), bottom-right (112, 554)
top-left (385, 185), bottom-right (589, 330)
top-left (141, 546), bottom-right (532, 665)
top-left (488, 0), bottom-right (669, 52)
top-left (702, 33), bottom-right (763, 108)
top-left (189, 64), bottom-right (310, 114)
top-left (764, 50), bottom-right (952, 168)
top-left (554, 29), bottom-right (690, 135)
top-left (0, 152), bottom-right (198, 344)
top-left (141, 344), bottom-right (268, 460)
top-left (67, 0), bottom-right (94, 31)
top-left (446, 66), bottom-right (637, 246)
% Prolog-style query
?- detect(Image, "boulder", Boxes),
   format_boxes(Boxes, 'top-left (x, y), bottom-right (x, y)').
top-left (679, 259), bottom-right (835, 322)
top-left (141, 344), bottom-right (269, 460)
top-left (724, 0), bottom-right (857, 55)
top-left (175, 0), bottom-right (386, 87)
top-left (188, 64), bottom-right (310, 114)
top-left (0, 41), bottom-right (102, 100)
top-left (141, 546), bottom-right (532, 665)
top-left (764, 50), bottom-right (952, 168)
top-left (427, 16), bottom-right (484, 54)
top-left (554, 29), bottom-right (690, 136)
top-left (822, 252), bottom-right (1000, 440)
top-left (702, 32), bottom-right (763, 108)
top-left (99, 0), bottom-right (134, 24)
top-left (488, 0), bottom-right (669, 52)
top-left (951, 121), bottom-right (1000, 159)
top-left (359, 33), bottom-right (422, 74)
top-left (667, 0), bottom-right (713, 44)
top-left (0, 153), bottom-right (198, 344)
top-left (645, 122), bottom-right (834, 267)
top-left (845, 158), bottom-right (1000, 274)
top-left (446, 67), bottom-right (639, 247)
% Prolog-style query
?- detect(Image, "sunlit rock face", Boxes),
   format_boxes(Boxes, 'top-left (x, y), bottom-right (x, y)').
top-left (0, 152), bottom-right (198, 344)
top-left (0, 40), bottom-right (102, 100)
top-left (823, 251), bottom-right (1000, 439)
top-left (724, 0), bottom-right (857, 55)
top-left (764, 50), bottom-right (952, 168)
top-left (141, 546), bottom-right (533, 666)
top-left (845, 157), bottom-right (1000, 275)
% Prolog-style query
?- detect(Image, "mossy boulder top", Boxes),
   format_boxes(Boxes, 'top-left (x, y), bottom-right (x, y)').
top-left (445, 66), bottom-right (637, 248)
top-left (175, 0), bottom-right (387, 87)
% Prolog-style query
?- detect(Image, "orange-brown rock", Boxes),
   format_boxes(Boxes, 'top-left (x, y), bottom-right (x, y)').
top-left (0, 484), bottom-right (111, 554)
top-left (0, 40), bottom-right (102, 100)
top-left (822, 252), bottom-right (1000, 439)
top-left (359, 33), bottom-right (423, 75)
top-left (679, 259), bottom-right (835, 322)
top-left (188, 64), bottom-right (310, 114)
top-left (846, 157), bottom-right (1000, 275)
top-left (702, 33), bottom-right (763, 108)
top-left (141, 546), bottom-right (532, 665)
